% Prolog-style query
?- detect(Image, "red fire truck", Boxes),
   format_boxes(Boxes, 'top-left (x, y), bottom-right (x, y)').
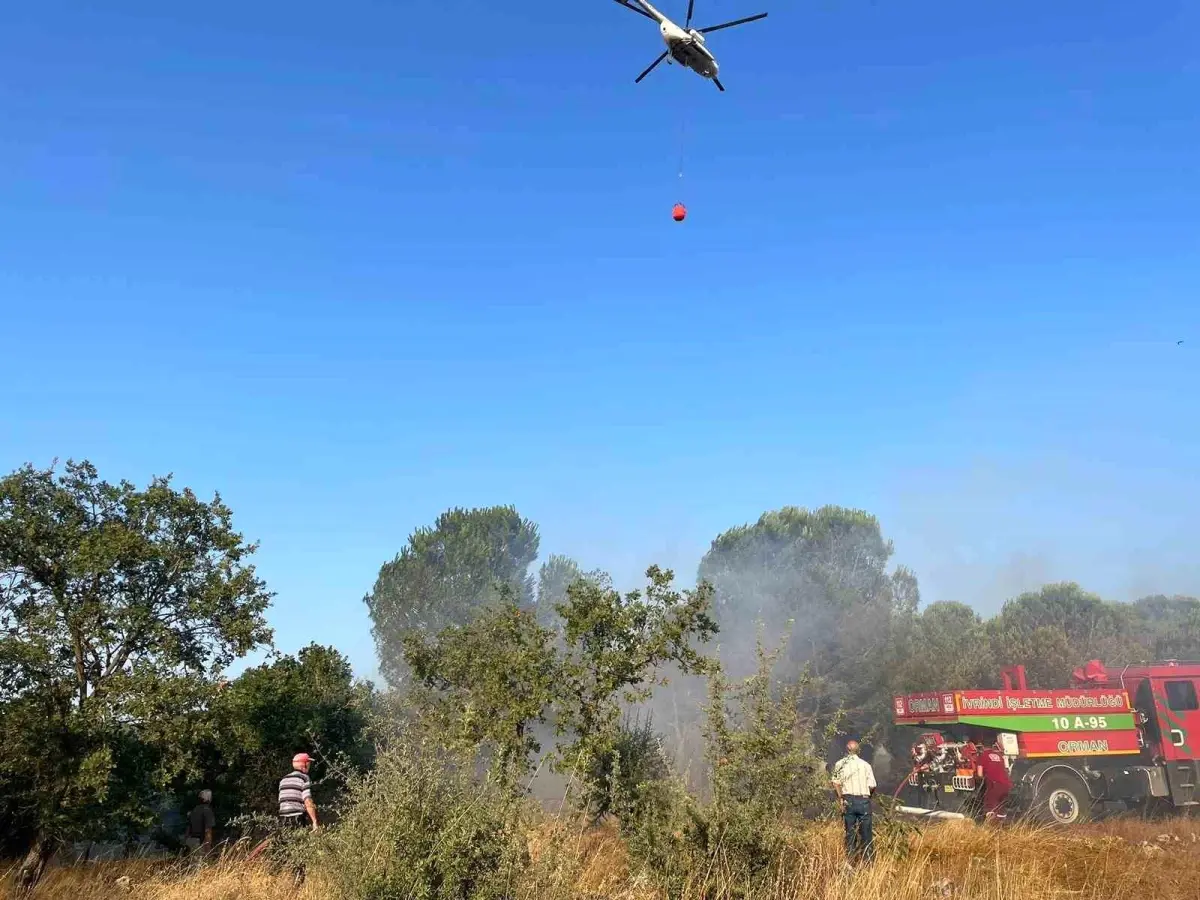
top-left (891, 660), bottom-right (1200, 824)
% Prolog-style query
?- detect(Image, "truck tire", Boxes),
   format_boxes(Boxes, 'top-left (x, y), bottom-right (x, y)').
top-left (1032, 771), bottom-right (1092, 826)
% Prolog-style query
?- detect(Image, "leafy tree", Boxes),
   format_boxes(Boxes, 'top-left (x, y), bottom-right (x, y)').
top-left (1130, 594), bottom-right (1200, 660)
top-left (396, 565), bottom-right (718, 818)
top-left (190, 643), bottom-right (375, 829)
top-left (698, 505), bottom-right (918, 739)
top-left (310, 717), bottom-right (530, 900)
top-left (402, 595), bottom-right (559, 788)
top-left (553, 565), bottom-right (718, 817)
top-left (0, 460), bottom-right (272, 890)
top-left (987, 583), bottom-right (1147, 687)
top-left (534, 553), bottom-right (608, 642)
top-left (364, 506), bottom-right (540, 685)
top-left (892, 601), bottom-right (997, 692)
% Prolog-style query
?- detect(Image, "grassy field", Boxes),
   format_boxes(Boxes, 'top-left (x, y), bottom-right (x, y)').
top-left (4, 817), bottom-right (1198, 900)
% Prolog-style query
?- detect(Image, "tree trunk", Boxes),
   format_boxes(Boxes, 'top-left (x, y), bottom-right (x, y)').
top-left (14, 834), bottom-right (57, 894)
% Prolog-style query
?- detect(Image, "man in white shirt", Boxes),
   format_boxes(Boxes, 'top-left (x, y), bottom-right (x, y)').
top-left (830, 739), bottom-right (877, 864)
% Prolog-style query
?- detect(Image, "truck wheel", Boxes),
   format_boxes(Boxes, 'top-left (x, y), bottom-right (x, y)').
top-left (1033, 772), bottom-right (1092, 826)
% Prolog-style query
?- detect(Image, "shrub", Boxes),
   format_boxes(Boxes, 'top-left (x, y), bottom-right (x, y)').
top-left (626, 639), bottom-right (835, 899)
top-left (584, 712), bottom-right (672, 824)
top-left (310, 723), bottom-right (530, 900)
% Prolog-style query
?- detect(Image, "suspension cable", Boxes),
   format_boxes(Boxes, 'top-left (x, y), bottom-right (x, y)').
top-left (677, 108), bottom-right (687, 185)
top-left (673, 64), bottom-right (690, 195)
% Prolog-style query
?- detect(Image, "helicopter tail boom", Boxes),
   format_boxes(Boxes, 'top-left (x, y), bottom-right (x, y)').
top-left (613, 0), bottom-right (666, 24)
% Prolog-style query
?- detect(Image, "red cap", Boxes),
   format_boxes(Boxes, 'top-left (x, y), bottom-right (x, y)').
top-left (292, 752), bottom-right (313, 767)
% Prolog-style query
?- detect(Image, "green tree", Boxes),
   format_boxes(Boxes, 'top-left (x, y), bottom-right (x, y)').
top-left (534, 553), bottom-right (608, 642)
top-left (395, 565), bottom-right (718, 819)
top-left (310, 717), bottom-right (530, 900)
top-left (364, 506), bottom-right (540, 685)
top-left (987, 583), bottom-right (1147, 687)
top-left (1130, 594), bottom-right (1200, 660)
top-left (553, 565), bottom-right (718, 817)
top-left (0, 460), bottom-right (272, 890)
top-left (402, 595), bottom-right (559, 788)
top-left (892, 601), bottom-right (997, 693)
top-left (698, 505), bottom-right (918, 739)
top-left (192, 643), bottom-right (375, 828)
top-left (704, 639), bottom-right (833, 819)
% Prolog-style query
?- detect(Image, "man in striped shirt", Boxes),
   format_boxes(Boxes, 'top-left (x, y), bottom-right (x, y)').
top-left (830, 739), bottom-right (877, 865)
top-left (279, 752), bottom-right (319, 832)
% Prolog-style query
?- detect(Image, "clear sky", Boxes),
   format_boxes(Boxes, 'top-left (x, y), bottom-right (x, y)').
top-left (3, 1), bottom-right (1197, 682)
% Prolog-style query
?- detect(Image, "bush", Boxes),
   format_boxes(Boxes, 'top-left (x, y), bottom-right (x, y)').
top-left (310, 723), bottom-right (530, 900)
top-left (625, 640), bottom-right (835, 899)
top-left (585, 712), bottom-right (672, 824)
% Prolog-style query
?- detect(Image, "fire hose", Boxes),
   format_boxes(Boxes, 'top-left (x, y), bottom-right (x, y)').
top-left (890, 764), bottom-right (972, 821)
top-left (892, 766), bottom-right (920, 802)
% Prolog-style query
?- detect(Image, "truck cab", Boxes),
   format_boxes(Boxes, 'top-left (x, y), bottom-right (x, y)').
top-left (1113, 662), bottom-right (1200, 808)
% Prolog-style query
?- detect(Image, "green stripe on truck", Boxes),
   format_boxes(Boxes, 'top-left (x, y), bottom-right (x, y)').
top-left (956, 713), bottom-right (1136, 733)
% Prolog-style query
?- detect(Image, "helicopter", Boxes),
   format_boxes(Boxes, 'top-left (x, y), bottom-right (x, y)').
top-left (612, 0), bottom-right (767, 91)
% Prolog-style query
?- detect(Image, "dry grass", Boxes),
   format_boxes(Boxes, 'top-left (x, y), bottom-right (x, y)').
top-left (4, 817), bottom-right (1198, 900)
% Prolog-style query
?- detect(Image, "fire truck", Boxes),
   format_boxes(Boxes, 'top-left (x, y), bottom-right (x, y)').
top-left (891, 660), bottom-right (1200, 825)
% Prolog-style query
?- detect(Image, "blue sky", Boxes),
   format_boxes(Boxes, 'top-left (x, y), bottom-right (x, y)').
top-left (2, 1), bottom-right (1197, 682)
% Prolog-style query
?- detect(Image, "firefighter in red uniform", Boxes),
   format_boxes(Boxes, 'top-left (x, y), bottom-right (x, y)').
top-left (975, 739), bottom-right (1012, 822)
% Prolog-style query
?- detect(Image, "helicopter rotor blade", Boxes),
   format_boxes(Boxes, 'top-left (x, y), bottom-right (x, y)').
top-left (635, 50), bottom-right (669, 83)
top-left (686, 0), bottom-right (696, 28)
top-left (697, 12), bottom-right (768, 33)
top-left (713, 76), bottom-right (726, 92)
top-left (613, 0), bottom-right (657, 21)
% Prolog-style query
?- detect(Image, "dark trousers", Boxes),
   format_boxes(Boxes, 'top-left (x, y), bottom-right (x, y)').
top-left (842, 796), bottom-right (874, 863)
top-left (277, 815), bottom-right (308, 883)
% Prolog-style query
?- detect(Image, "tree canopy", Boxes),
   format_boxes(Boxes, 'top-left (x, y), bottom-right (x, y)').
top-left (193, 643), bottom-right (375, 826)
top-left (986, 582), bottom-right (1150, 688)
top-left (364, 505), bottom-right (540, 684)
top-left (0, 459), bottom-right (273, 887)
top-left (534, 553), bottom-right (609, 641)
top-left (698, 505), bottom-right (918, 737)
top-left (1130, 594), bottom-right (1200, 661)
top-left (403, 595), bottom-right (559, 786)
top-left (891, 601), bottom-right (997, 693)
top-left (401, 565), bottom-right (718, 814)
